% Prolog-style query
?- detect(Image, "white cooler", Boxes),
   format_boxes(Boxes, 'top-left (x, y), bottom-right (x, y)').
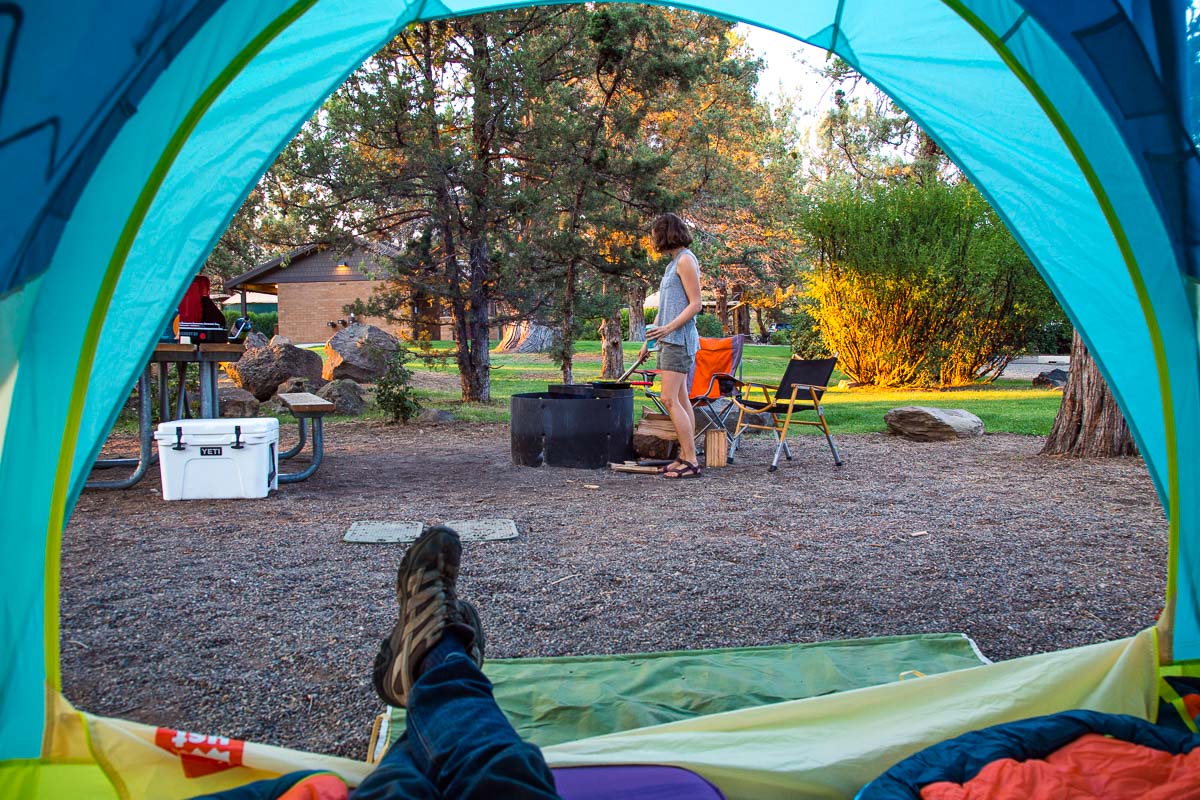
top-left (154, 418), bottom-right (279, 500)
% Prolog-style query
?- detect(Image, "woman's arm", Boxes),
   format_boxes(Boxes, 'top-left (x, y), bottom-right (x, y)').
top-left (648, 253), bottom-right (702, 338)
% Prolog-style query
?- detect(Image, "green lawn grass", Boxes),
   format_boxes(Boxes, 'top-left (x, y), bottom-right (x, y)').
top-left (111, 341), bottom-right (1060, 436)
top-left (382, 341), bottom-right (1062, 435)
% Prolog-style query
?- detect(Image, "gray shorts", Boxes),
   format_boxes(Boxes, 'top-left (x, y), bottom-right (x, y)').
top-left (656, 342), bottom-right (693, 374)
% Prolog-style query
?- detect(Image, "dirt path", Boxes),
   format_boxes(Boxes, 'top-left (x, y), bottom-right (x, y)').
top-left (63, 422), bottom-right (1165, 758)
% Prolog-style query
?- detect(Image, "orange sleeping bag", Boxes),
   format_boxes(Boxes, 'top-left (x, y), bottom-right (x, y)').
top-left (921, 732), bottom-right (1200, 800)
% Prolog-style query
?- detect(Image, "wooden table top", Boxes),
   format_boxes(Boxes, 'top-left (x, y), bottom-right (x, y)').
top-left (151, 342), bottom-right (245, 363)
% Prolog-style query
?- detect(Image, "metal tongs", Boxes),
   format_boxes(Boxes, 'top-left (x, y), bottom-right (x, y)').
top-left (617, 348), bottom-right (653, 383)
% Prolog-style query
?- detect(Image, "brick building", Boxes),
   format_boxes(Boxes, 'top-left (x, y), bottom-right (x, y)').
top-left (225, 244), bottom-right (450, 344)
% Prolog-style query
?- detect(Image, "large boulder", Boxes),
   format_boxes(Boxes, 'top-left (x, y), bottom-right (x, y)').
top-left (225, 342), bottom-right (325, 401)
top-left (884, 406), bottom-right (984, 441)
top-left (218, 387), bottom-right (260, 418)
top-left (324, 323), bottom-right (399, 382)
top-left (316, 379), bottom-right (366, 416)
top-left (705, 398), bottom-right (774, 435)
top-left (1032, 368), bottom-right (1069, 390)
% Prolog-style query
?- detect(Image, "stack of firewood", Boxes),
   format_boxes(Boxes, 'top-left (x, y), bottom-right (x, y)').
top-left (633, 411), bottom-right (677, 460)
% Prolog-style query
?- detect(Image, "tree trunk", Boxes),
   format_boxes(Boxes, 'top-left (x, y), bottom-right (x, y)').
top-left (753, 306), bottom-right (768, 343)
top-left (560, 258), bottom-right (576, 384)
top-left (600, 312), bottom-right (624, 378)
top-left (731, 283), bottom-right (750, 337)
top-left (1040, 330), bottom-right (1136, 457)
top-left (496, 320), bottom-right (556, 353)
top-left (715, 284), bottom-right (729, 333)
top-left (627, 284), bottom-right (647, 342)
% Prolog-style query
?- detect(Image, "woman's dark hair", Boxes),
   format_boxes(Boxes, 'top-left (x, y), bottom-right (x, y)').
top-left (650, 213), bottom-right (693, 252)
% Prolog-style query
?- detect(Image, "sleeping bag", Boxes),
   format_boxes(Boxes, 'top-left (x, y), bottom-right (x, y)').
top-left (857, 710), bottom-right (1200, 799)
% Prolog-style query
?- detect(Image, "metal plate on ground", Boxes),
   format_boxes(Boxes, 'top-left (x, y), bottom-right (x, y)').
top-left (344, 519), bottom-right (519, 543)
top-left (343, 521), bottom-right (424, 543)
top-left (442, 519), bottom-right (519, 541)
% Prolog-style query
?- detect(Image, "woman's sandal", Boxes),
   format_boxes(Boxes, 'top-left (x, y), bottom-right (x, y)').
top-left (663, 460), bottom-right (702, 479)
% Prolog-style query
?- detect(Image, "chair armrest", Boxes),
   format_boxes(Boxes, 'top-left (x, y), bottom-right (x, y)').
top-left (732, 379), bottom-right (779, 392)
top-left (729, 379), bottom-right (778, 406)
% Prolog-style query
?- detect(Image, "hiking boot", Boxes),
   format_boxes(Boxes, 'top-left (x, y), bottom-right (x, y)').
top-left (371, 525), bottom-right (477, 708)
top-left (456, 598), bottom-right (486, 668)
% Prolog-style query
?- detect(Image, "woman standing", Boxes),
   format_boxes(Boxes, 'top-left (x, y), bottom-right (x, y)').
top-left (640, 213), bottom-right (703, 479)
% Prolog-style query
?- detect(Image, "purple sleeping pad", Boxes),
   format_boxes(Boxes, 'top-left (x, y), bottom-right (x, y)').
top-left (552, 765), bottom-right (725, 799)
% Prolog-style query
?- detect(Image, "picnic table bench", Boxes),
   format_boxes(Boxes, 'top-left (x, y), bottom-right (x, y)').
top-left (276, 391), bottom-right (335, 484)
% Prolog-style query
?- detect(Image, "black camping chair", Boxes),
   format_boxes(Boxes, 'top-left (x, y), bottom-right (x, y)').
top-left (729, 356), bottom-right (843, 471)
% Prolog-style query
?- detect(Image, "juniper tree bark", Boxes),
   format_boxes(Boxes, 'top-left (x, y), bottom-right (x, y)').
top-left (600, 312), bottom-right (625, 378)
top-left (627, 285), bottom-right (647, 342)
top-left (495, 320), bottom-right (556, 353)
top-left (1040, 329), bottom-right (1136, 457)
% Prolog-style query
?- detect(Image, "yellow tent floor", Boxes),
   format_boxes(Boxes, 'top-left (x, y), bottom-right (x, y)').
top-left (6, 629), bottom-right (1157, 800)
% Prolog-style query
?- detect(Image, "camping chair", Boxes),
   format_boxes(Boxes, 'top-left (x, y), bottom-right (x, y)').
top-left (636, 335), bottom-right (746, 454)
top-left (729, 356), bottom-right (843, 471)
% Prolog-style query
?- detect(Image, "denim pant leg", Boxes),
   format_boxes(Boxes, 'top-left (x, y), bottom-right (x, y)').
top-left (350, 735), bottom-right (438, 800)
top-left (406, 652), bottom-right (561, 800)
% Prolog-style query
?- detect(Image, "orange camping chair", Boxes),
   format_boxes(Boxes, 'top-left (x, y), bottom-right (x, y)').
top-left (636, 335), bottom-right (746, 456)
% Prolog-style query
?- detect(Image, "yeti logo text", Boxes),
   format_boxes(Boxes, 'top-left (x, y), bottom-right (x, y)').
top-left (200, 446), bottom-right (222, 456)
top-left (155, 727), bottom-right (246, 778)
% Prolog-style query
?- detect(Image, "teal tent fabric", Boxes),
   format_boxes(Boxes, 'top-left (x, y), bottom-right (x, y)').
top-left (1, 0), bottom-right (1197, 764)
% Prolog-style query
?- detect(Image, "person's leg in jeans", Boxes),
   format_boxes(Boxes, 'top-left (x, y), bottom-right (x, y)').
top-left (351, 733), bottom-right (438, 800)
top-left (360, 526), bottom-right (560, 800)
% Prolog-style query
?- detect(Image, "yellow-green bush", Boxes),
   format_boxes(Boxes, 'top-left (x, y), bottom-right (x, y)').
top-left (800, 181), bottom-right (1060, 387)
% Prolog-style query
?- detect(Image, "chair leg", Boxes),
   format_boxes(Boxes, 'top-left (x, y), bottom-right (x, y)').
top-left (769, 414), bottom-right (788, 472)
top-left (769, 432), bottom-right (787, 472)
top-left (731, 405), bottom-right (749, 463)
top-left (779, 411), bottom-right (794, 462)
top-left (817, 404), bottom-right (843, 466)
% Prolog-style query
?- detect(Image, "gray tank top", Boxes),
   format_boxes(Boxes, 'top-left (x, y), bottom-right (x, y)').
top-left (655, 248), bottom-right (701, 357)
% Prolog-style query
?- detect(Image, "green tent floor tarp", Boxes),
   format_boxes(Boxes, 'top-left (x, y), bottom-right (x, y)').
top-left (385, 633), bottom-right (990, 750)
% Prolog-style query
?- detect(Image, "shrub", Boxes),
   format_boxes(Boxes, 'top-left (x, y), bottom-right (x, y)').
top-left (222, 309), bottom-right (278, 336)
top-left (375, 348), bottom-right (423, 424)
top-left (786, 306), bottom-right (831, 358)
top-left (1024, 317), bottom-right (1074, 355)
top-left (800, 181), bottom-right (1061, 386)
top-left (694, 313), bottom-right (723, 337)
top-left (645, 307), bottom-right (658, 326)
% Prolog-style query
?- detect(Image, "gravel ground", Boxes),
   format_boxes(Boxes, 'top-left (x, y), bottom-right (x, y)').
top-left (62, 422), bottom-right (1165, 759)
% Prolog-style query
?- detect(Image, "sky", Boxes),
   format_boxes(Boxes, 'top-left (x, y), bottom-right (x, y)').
top-left (735, 22), bottom-right (869, 137)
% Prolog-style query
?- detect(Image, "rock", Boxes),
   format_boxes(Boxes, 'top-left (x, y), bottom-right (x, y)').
top-left (275, 376), bottom-right (326, 396)
top-left (705, 398), bottom-right (774, 436)
top-left (417, 408), bottom-right (455, 426)
top-left (269, 335), bottom-right (293, 346)
top-left (218, 387), bottom-right (260, 418)
top-left (225, 342), bottom-right (325, 401)
top-left (243, 331), bottom-right (270, 350)
top-left (259, 398), bottom-right (284, 416)
top-left (1032, 368), bottom-right (1069, 390)
top-left (837, 379), bottom-right (868, 389)
top-left (884, 406), bottom-right (984, 441)
top-left (316, 379), bottom-right (366, 416)
top-left (323, 323), bottom-right (399, 382)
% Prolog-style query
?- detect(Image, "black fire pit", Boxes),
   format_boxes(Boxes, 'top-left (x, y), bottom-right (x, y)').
top-left (511, 384), bottom-right (634, 468)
